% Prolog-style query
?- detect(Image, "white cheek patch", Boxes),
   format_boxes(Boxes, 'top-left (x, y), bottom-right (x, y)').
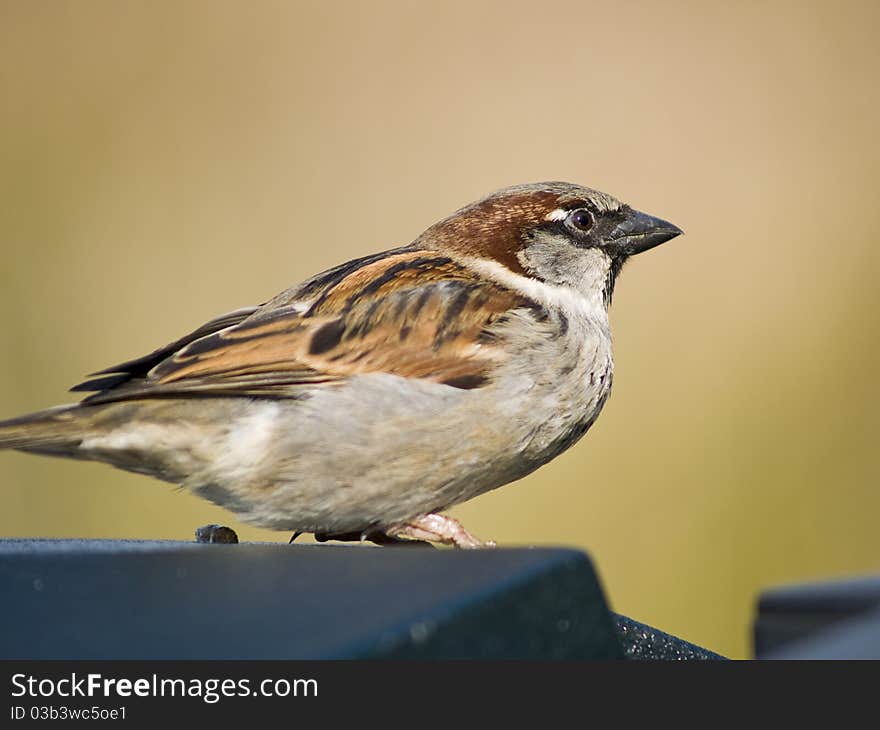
top-left (460, 256), bottom-right (608, 317)
top-left (545, 208), bottom-right (568, 222)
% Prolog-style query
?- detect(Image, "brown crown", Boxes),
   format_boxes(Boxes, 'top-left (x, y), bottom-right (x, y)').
top-left (417, 182), bottom-right (617, 274)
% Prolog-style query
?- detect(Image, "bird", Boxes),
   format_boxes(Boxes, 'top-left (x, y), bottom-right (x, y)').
top-left (0, 182), bottom-right (682, 548)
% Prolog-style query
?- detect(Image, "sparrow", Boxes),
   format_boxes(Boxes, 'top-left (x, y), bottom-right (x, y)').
top-left (0, 182), bottom-right (682, 548)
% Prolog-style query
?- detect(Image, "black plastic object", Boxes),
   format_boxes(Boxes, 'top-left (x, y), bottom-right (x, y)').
top-left (613, 614), bottom-right (724, 660)
top-left (0, 539), bottom-right (624, 659)
top-left (755, 575), bottom-right (880, 658)
top-left (0, 539), bottom-right (725, 659)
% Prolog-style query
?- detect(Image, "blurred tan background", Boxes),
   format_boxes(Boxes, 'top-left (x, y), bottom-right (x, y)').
top-left (1, 0), bottom-right (878, 658)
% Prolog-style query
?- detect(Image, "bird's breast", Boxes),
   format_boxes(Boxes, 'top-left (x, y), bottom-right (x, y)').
top-left (486, 303), bottom-right (614, 463)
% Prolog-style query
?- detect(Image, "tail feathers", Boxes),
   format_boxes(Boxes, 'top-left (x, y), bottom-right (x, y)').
top-left (0, 405), bottom-right (87, 456)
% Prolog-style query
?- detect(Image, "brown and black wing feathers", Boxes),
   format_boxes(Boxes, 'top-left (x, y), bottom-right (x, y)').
top-left (74, 249), bottom-right (532, 405)
top-left (71, 305), bottom-right (261, 394)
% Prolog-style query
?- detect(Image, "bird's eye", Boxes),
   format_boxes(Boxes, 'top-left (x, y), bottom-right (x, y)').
top-left (568, 208), bottom-right (594, 232)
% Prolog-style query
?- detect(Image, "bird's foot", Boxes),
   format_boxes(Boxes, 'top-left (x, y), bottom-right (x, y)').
top-left (386, 514), bottom-right (496, 549)
top-left (311, 529), bottom-right (434, 548)
top-left (195, 524), bottom-right (239, 544)
top-left (304, 514), bottom-right (493, 548)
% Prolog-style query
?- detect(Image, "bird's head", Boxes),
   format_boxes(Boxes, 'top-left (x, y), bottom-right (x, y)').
top-left (419, 181), bottom-right (683, 305)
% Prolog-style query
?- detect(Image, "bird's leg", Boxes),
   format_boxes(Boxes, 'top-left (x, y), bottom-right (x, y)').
top-left (385, 514), bottom-right (496, 549)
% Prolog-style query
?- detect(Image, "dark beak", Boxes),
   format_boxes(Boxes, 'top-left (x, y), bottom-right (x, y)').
top-left (606, 209), bottom-right (683, 256)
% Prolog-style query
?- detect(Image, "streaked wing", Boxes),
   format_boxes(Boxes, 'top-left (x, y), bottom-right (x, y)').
top-left (71, 305), bottom-right (261, 394)
top-left (77, 248), bottom-right (532, 403)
